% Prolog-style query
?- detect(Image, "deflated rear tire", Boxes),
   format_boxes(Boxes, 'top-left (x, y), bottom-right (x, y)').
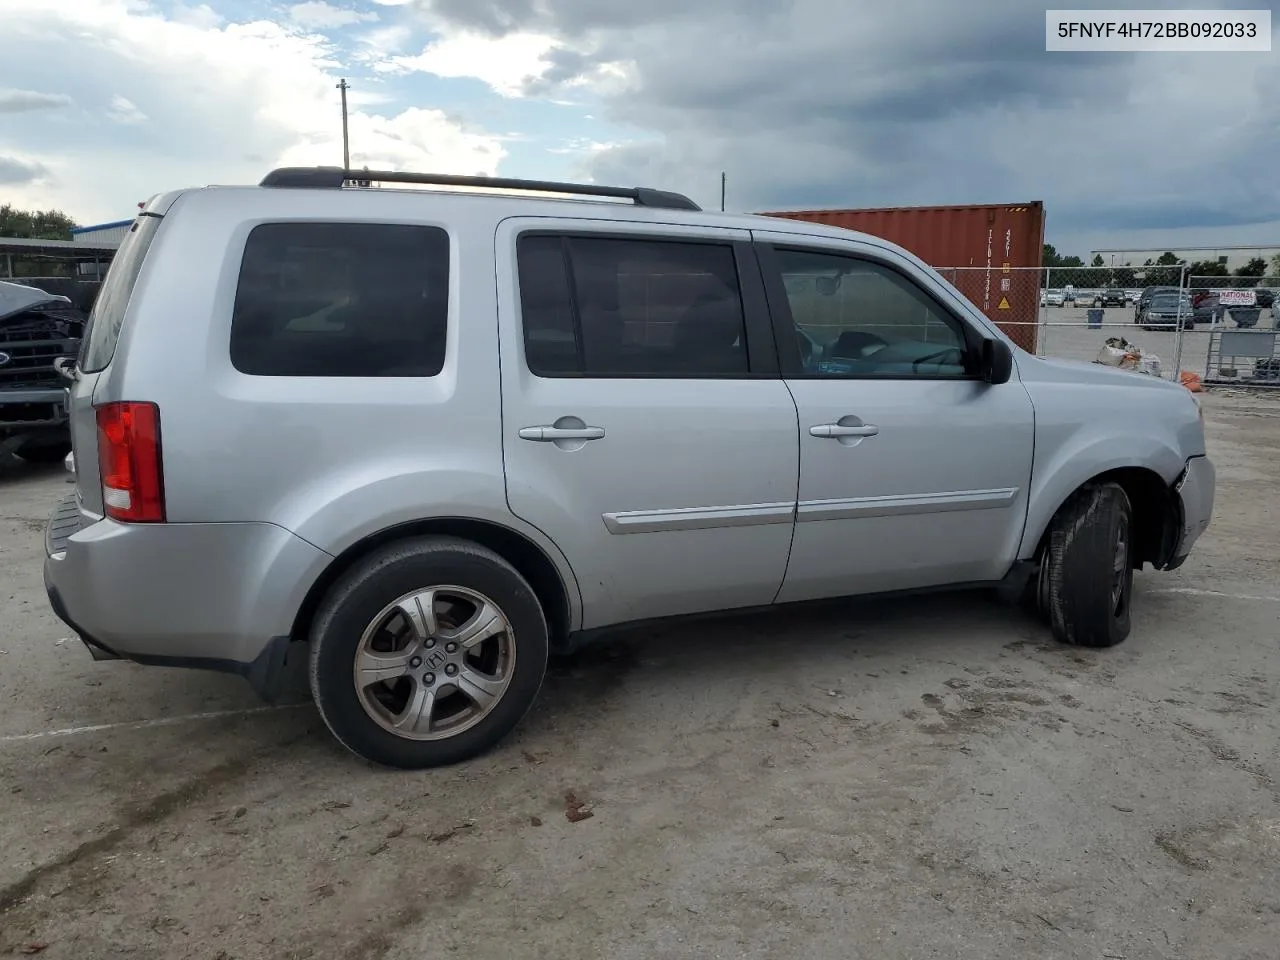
top-left (1039, 482), bottom-right (1134, 648)
top-left (309, 536), bottom-right (549, 769)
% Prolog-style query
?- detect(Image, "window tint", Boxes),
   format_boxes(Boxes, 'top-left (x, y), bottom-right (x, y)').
top-left (80, 215), bottom-right (161, 373)
top-left (230, 222), bottom-right (449, 377)
top-left (516, 236), bottom-right (580, 375)
top-left (775, 249), bottom-right (971, 378)
top-left (517, 234), bottom-right (749, 377)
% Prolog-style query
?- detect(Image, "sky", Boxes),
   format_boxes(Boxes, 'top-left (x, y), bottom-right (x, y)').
top-left (1, 0), bottom-right (1277, 257)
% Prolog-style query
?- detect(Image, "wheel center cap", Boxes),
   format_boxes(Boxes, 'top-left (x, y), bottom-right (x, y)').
top-left (423, 648), bottom-right (448, 671)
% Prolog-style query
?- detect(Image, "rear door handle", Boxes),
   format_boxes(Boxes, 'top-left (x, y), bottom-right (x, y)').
top-left (810, 423), bottom-right (879, 439)
top-left (518, 425), bottom-right (606, 442)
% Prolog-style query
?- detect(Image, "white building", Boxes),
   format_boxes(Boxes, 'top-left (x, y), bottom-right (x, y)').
top-left (1089, 244), bottom-right (1280, 272)
top-left (70, 219), bottom-right (135, 246)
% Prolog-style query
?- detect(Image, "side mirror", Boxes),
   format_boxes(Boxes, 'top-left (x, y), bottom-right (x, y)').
top-left (981, 337), bottom-right (1013, 385)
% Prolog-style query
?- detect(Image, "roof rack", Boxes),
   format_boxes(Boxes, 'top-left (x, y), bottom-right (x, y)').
top-left (258, 167), bottom-right (701, 212)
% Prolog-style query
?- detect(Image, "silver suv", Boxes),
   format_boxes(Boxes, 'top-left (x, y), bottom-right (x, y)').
top-left (44, 168), bottom-right (1215, 768)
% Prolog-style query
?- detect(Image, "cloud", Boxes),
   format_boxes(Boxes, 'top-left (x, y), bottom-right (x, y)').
top-left (278, 106), bottom-right (504, 174)
top-left (107, 95), bottom-right (148, 124)
top-left (353, 23), bottom-right (414, 60)
top-left (0, 154), bottom-right (49, 184)
top-left (411, 0), bottom-right (1280, 253)
top-left (288, 2), bottom-right (378, 30)
top-left (0, 88), bottom-right (74, 113)
top-left (0, 0), bottom-right (506, 221)
top-left (379, 29), bottom-right (558, 97)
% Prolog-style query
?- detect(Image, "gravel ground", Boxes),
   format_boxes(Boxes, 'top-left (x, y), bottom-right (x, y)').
top-left (1, 388), bottom-right (1278, 960)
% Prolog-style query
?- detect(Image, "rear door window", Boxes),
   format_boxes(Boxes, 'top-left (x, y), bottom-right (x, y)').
top-left (517, 234), bottom-right (750, 377)
top-left (79, 215), bottom-right (161, 373)
top-left (230, 222), bottom-right (449, 377)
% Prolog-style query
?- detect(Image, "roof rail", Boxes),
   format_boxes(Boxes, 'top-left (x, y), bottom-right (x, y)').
top-left (258, 167), bottom-right (702, 212)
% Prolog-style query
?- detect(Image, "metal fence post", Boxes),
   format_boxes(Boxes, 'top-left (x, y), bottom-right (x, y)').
top-left (1039, 266), bottom-right (1051, 357)
top-left (1171, 264), bottom-right (1188, 380)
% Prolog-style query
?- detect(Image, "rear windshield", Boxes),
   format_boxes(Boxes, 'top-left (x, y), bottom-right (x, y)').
top-left (79, 215), bottom-right (162, 373)
top-left (229, 222), bottom-right (450, 377)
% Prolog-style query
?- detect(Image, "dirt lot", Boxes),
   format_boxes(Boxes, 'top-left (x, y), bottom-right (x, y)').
top-left (1, 389), bottom-right (1278, 960)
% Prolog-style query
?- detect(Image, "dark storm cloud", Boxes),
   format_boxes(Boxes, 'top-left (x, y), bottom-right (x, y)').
top-left (412, 0), bottom-right (1280, 241)
top-left (0, 155), bottom-right (48, 184)
top-left (411, 0), bottom-right (777, 37)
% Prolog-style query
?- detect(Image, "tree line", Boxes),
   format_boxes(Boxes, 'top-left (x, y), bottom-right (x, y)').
top-left (0, 203), bottom-right (78, 241)
top-left (1043, 244), bottom-right (1279, 289)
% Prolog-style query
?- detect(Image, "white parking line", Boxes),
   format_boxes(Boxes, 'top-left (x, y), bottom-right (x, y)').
top-left (1148, 587), bottom-right (1280, 604)
top-left (0, 704), bottom-right (308, 745)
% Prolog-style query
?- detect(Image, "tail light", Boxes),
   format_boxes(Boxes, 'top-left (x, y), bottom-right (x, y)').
top-left (96, 402), bottom-right (165, 523)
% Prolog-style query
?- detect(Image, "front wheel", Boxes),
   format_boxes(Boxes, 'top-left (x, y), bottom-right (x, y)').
top-left (1038, 482), bottom-right (1133, 648)
top-left (309, 536), bottom-right (549, 768)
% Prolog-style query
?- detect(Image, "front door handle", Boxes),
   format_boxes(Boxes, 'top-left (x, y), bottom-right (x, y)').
top-left (519, 425), bottom-right (606, 441)
top-left (810, 423), bottom-right (879, 439)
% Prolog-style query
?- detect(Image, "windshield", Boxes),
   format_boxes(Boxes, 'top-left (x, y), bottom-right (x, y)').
top-left (1151, 295), bottom-right (1190, 309)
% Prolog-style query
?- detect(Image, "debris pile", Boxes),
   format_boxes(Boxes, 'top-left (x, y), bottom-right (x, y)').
top-left (1096, 336), bottom-right (1161, 378)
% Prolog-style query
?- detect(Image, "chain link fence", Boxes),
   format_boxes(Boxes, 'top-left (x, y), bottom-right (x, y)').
top-left (1180, 274), bottom-right (1279, 388)
top-left (932, 264), bottom-right (1279, 387)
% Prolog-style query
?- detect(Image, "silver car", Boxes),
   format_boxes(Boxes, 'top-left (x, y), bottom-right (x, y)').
top-left (44, 167), bottom-right (1215, 768)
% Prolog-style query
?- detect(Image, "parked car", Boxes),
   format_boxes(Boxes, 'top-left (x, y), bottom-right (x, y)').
top-left (1253, 288), bottom-right (1275, 310)
top-left (1135, 286), bottom-right (1182, 321)
top-left (1041, 288), bottom-right (1065, 307)
top-left (1124, 289), bottom-right (1141, 304)
top-left (1, 281), bottom-right (86, 470)
top-left (43, 167), bottom-right (1216, 769)
top-left (1139, 292), bottom-right (1195, 330)
top-left (1093, 288), bottom-right (1126, 308)
top-left (1190, 290), bottom-right (1224, 326)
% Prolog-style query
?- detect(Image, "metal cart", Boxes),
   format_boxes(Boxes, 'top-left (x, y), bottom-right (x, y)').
top-left (1204, 327), bottom-right (1280, 388)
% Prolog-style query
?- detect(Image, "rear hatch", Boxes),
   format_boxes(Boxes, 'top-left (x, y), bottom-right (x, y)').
top-left (68, 213), bottom-right (163, 516)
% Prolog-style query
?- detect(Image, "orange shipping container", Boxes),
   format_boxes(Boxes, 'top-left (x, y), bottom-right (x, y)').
top-left (759, 202), bottom-right (1046, 353)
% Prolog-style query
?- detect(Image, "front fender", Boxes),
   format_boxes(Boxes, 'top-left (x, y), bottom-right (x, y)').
top-left (1018, 432), bottom-right (1185, 559)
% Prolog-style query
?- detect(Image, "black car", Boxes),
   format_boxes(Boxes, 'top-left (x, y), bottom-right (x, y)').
top-left (1095, 288), bottom-right (1126, 307)
top-left (1254, 288), bottom-right (1275, 310)
top-left (1139, 292), bottom-right (1195, 331)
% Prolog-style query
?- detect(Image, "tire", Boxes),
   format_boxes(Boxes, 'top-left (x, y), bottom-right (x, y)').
top-left (308, 536), bottom-right (549, 769)
top-left (1038, 482), bottom-right (1134, 648)
top-left (16, 439), bottom-right (71, 464)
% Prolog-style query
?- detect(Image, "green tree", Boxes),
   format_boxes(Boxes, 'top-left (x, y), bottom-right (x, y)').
top-left (0, 203), bottom-right (78, 240)
top-left (1041, 244), bottom-right (1084, 286)
top-left (1139, 251), bottom-right (1186, 286)
top-left (1232, 257), bottom-right (1267, 287)
top-left (1090, 254), bottom-right (1105, 267)
top-left (1187, 260), bottom-right (1231, 287)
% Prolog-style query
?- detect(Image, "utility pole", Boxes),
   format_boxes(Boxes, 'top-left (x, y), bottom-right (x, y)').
top-left (720, 171), bottom-right (726, 212)
top-left (336, 78), bottom-right (350, 170)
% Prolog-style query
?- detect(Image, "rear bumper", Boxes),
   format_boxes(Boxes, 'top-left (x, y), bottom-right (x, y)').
top-left (43, 494), bottom-right (332, 699)
top-left (1169, 455), bottom-right (1215, 564)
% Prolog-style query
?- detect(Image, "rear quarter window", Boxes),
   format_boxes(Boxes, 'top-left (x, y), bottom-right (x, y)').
top-left (229, 222), bottom-right (450, 377)
top-left (79, 215), bottom-right (162, 373)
